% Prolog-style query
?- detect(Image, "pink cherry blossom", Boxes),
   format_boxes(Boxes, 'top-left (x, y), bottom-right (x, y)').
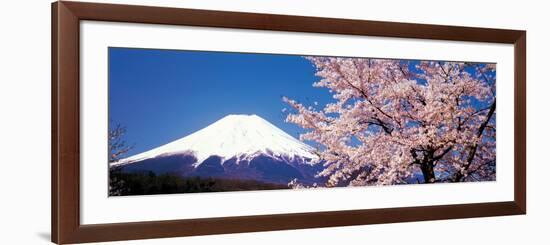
top-left (284, 57), bottom-right (496, 187)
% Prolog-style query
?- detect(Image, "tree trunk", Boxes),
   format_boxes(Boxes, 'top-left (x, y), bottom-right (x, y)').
top-left (420, 162), bottom-right (436, 183)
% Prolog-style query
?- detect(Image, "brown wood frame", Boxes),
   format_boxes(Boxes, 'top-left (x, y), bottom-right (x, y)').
top-left (51, 1), bottom-right (526, 244)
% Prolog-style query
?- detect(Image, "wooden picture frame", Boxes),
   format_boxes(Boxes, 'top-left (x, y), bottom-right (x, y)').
top-left (51, 1), bottom-right (526, 244)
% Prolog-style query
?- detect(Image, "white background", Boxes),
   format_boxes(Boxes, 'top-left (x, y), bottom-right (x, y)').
top-left (80, 21), bottom-right (514, 224)
top-left (0, 0), bottom-right (548, 244)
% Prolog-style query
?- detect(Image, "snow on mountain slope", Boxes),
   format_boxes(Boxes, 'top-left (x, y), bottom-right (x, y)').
top-left (117, 114), bottom-right (318, 167)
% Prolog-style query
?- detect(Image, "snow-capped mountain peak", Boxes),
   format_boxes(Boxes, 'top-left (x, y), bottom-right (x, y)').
top-left (118, 114), bottom-right (318, 167)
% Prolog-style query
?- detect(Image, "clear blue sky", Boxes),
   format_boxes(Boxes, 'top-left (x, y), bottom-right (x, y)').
top-left (109, 47), bottom-right (494, 157)
top-left (109, 47), bottom-right (333, 156)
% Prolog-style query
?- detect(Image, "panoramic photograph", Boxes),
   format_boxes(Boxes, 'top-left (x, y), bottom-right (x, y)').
top-left (108, 47), bottom-right (496, 196)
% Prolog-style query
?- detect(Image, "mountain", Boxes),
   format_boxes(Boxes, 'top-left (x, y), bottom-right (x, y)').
top-left (113, 114), bottom-right (324, 185)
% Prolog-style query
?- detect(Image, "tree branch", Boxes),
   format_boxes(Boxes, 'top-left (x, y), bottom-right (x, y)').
top-left (453, 99), bottom-right (496, 181)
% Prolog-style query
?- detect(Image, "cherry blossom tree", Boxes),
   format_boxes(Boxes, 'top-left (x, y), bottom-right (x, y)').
top-left (108, 122), bottom-right (133, 195)
top-left (109, 123), bottom-right (132, 163)
top-left (284, 57), bottom-right (496, 187)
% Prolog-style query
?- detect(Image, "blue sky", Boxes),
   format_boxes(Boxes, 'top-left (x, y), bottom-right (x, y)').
top-left (109, 48), bottom-right (495, 157)
top-left (109, 47), bottom-right (333, 156)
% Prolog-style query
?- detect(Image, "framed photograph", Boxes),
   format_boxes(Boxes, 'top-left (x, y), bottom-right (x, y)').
top-left (52, 1), bottom-right (526, 244)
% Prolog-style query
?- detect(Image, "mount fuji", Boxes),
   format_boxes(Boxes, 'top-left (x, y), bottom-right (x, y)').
top-left (113, 114), bottom-right (324, 185)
